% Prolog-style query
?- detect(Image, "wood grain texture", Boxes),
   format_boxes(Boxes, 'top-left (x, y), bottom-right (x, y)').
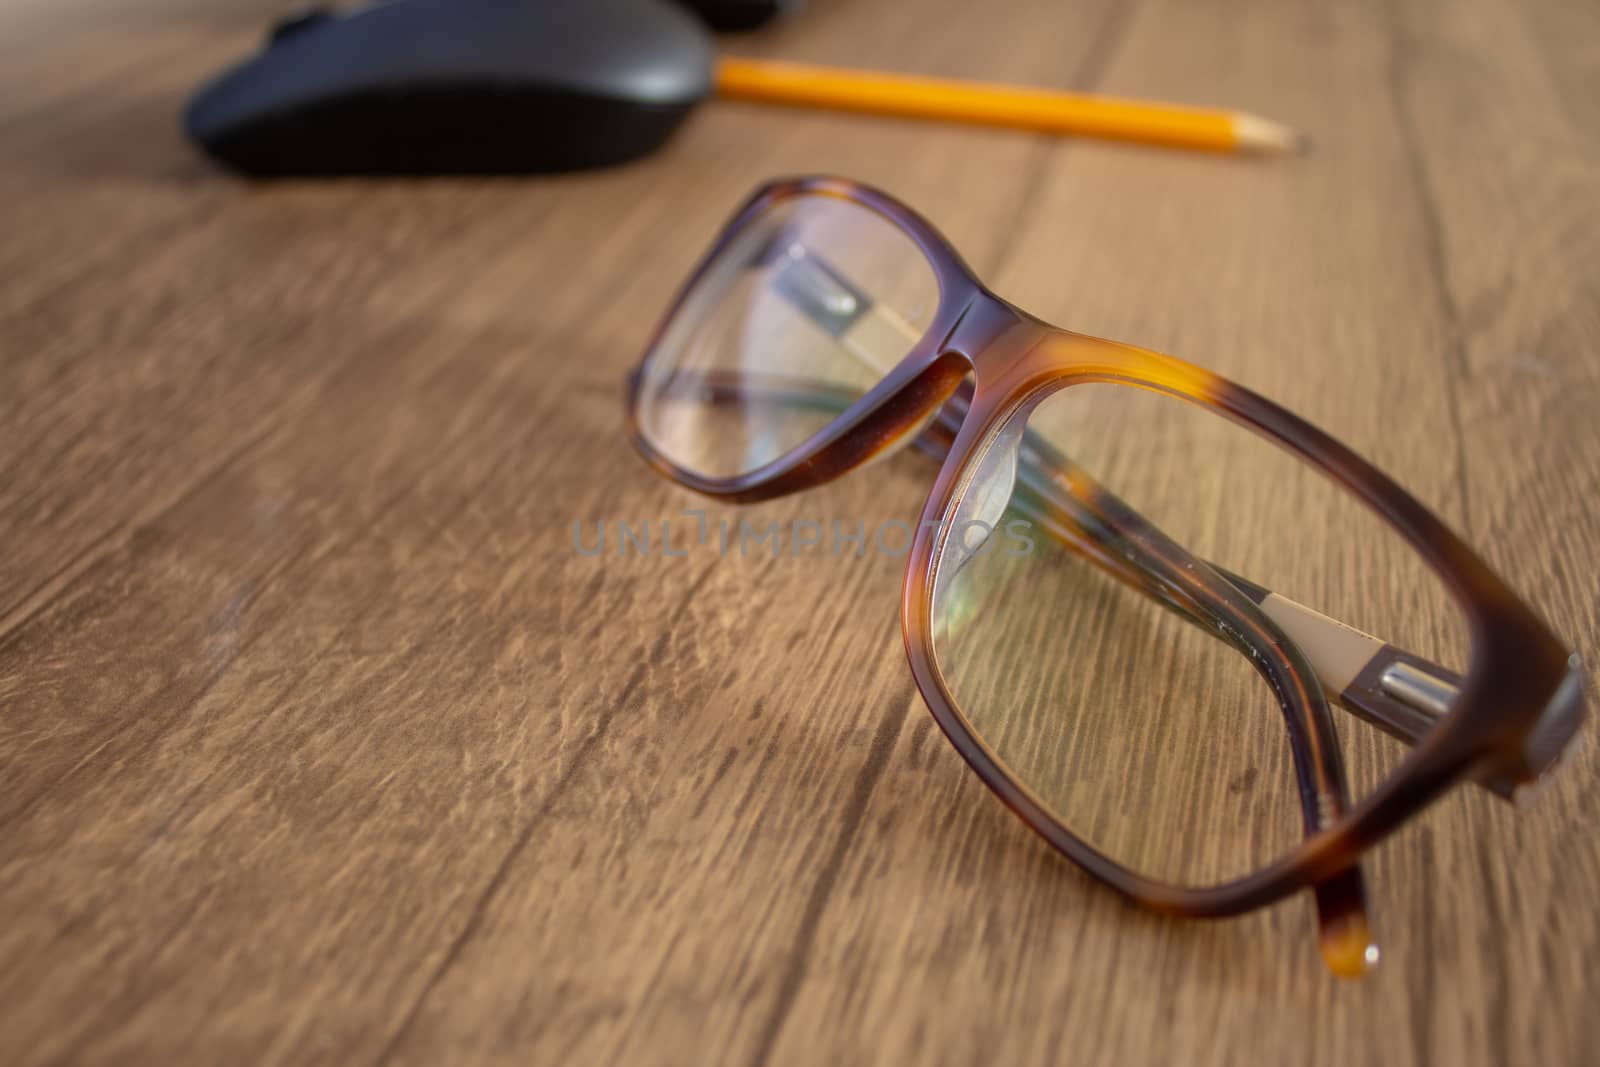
top-left (1, 0), bottom-right (1597, 1064)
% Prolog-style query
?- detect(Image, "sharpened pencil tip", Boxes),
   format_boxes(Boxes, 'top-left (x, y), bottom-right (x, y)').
top-left (1233, 113), bottom-right (1310, 156)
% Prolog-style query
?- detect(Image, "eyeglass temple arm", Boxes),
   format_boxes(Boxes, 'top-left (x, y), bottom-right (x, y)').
top-left (988, 403), bottom-right (1502, 793)
top-left (911, 381), bottom-right (1508, 807)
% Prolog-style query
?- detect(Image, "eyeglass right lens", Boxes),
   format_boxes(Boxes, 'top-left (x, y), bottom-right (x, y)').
top-left (930, 381), bottom-right (1474, 889)
top-left (636, 194), bottom-right (940, 479)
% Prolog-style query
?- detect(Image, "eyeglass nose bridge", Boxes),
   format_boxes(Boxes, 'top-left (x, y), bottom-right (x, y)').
top-left (937, 288), bottom-right (1041, 374)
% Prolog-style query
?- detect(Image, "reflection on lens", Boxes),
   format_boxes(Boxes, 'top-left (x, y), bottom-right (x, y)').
top-left (931, 383), bottom-right (1471, 888)
top-left (637, 194), bottom-right (939, 478)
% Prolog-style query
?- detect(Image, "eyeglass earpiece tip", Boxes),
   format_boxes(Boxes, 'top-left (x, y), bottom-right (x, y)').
top-left (1320, 916), bottom-right (1379, 979)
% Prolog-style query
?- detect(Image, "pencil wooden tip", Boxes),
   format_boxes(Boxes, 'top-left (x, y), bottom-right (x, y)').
top-left (1234, 113), bottom-right (1311, 156)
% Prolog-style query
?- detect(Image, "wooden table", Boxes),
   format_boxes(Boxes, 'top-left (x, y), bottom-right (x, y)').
top-left (3, 0), bottom-right (1597, 1063)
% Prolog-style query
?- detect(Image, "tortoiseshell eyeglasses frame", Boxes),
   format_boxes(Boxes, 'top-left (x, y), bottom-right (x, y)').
top-left (625, 175), bottom-right (1585, 977)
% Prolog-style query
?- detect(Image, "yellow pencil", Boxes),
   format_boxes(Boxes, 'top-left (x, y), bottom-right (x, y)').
top-left (714, 57), bottom-right (1307, 156)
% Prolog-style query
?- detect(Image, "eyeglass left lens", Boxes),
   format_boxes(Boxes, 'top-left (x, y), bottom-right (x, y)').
top-left (636, 192), bottom-right (940, 479)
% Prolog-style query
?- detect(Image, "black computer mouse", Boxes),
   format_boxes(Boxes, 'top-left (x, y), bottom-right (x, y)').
top-left (184, 0), bottom-right (716, 176)
top-left (676, 0), bottom-right (800, 32)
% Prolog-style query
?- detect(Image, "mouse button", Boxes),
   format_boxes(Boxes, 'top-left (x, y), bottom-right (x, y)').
top-left (269, 6), bottom-right (337, 45)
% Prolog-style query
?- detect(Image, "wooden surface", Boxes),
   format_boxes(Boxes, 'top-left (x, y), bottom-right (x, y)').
top-left (2, 0), bottom-right (1599, 1063)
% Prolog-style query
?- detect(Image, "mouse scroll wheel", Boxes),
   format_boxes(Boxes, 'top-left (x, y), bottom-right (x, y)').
top-left (269, 6), bottom-right (335, 44)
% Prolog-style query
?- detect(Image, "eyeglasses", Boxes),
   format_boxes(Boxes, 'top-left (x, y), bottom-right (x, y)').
top-left (624, 176), bottom-right (1585, 977)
